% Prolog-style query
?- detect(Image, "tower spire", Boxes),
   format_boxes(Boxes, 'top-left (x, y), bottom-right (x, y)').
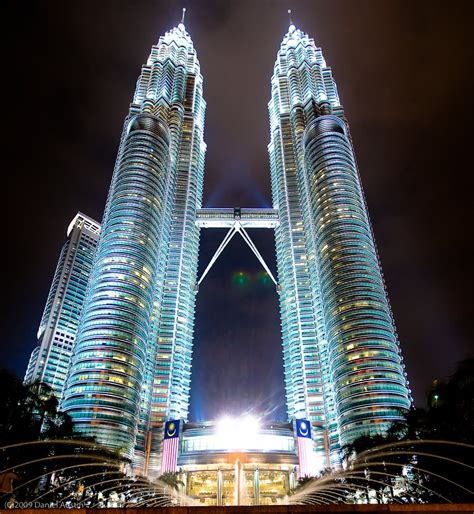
top-left (287, 9), bottom-right (296, 33)
top-left (181, 7), bottom-right (186, 25)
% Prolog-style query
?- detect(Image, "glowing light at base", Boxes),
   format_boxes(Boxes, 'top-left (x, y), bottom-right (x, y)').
top-left (216, 415), bottom-right (260, 450)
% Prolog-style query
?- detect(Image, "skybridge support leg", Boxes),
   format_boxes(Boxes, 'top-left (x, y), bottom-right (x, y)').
top-left (197, 226), bottom-right (237, 289)
top-left (196, 222), bottom-right (278, 290)
top-left (237, 226), bottom-right (278, 286)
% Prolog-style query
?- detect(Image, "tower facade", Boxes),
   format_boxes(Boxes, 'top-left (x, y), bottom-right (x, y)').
top-left (61, 22), bottom-right (206, 471)
top-left (24, 213), bottom-right (100, 398)
top-left (269, 25), bottom-right (411, 464)
top-left (34, 18), bottom-right (413, 476)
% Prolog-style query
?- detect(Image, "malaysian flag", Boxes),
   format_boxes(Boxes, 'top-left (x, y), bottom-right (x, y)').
top-left (161, 420), bottom-right (180, 475)
top-left (295, 418), bottom-right (316, 477)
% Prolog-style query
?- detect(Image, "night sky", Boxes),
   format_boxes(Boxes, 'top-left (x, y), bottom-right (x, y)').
top-left (5, 1), bottom-right (473, 421)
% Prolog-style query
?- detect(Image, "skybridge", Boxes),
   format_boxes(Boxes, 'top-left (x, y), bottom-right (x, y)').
top-left (195, 207), bottom-right (279, 229)
top-left (195, 207), bottom-right (279, 289)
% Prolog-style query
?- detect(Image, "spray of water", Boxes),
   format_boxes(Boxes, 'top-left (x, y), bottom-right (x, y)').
top-left (2, 438), bottom-right (472, 506)
top-left (0, 439), bottom-right (197, 507)
top-left (285, 440), bottom-right (473, 505)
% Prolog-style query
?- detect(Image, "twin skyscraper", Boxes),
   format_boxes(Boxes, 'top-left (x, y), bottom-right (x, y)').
top-left (25, 19), bottom-right (411, 477)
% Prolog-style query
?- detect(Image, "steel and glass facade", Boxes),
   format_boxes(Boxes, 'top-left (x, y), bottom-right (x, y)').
top-left (268, 25), bottom-right (411, 463)
top-left (24, 19), bottom-right (412, 476)
top-left (61, 23), bottom-right (206, 471)
top-left (24, 213), bottom-right (100, 398)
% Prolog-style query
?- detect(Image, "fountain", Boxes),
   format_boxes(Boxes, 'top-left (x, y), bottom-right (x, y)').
top-left (233, 458), bottom-right (253, 505)
top-left (1, 438), bottom-right (472, 507)
top-left (284, 440), bottom-right (473, 505)
top-left (0, 439), bottom-right (197, 508)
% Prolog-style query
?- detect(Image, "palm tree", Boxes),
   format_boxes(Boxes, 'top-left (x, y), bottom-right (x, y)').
top-left (158, 472), bottom-right (184, 492)
top-left (25, 382), bottom-right (59, 433)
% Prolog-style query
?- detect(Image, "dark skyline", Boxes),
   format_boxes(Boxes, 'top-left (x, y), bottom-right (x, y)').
top-left (5, 1), bottom-right (473, 419)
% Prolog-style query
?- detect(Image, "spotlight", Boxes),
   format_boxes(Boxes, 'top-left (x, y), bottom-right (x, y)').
top-left (215, 415), bottom-right (260, 450)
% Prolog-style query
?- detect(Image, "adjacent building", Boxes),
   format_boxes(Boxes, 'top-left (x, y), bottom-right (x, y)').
top-left (24, 213), bottom-right (100, 398)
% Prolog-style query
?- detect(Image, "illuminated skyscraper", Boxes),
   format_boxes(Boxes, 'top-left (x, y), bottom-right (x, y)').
top-left (44, 16), bottom-right (411, 478)
top-left (24, 213), bottom-right (100, 397)
top-left (268, 24), bottom-right (411, 464)
top-left (61, 20), bottom-right (206, 474)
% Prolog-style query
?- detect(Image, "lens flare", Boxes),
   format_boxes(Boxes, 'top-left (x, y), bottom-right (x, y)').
top-left (232, 271), bottom-right (250, 286)
top-left (257, 271), bottom-right (272, 286)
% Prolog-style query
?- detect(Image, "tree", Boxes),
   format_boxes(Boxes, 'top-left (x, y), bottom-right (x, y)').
top-left (0, 369), bottom-right (76, 444)
top-left (0, 369), bottom-right (131, 508)
top-left (338, 357), bottom-right (474, 503)
top-left (158, 471), bottom-right (184, 492)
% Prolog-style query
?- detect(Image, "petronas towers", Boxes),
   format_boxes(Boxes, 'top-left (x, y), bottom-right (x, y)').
top-left (60, 23), bottom-right (206, 476)
top-left (269, 25), bottom-right (411, 465)
top-left (27, 18), bottom-right (411, 476)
